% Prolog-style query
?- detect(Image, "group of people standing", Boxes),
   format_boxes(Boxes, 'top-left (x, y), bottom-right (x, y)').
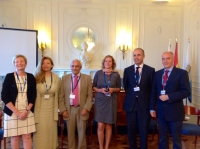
top-left (1, 47), bottom-right (190, 149)
top-left (123, 48), bottom-right (190, 149)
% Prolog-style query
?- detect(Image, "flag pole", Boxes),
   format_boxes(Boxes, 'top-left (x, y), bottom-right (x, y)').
top-left (185, 37), bottom-right (191, 105)
top-left (174, 38), bottom-right (179, 67)
top-left (168, 38), bottom-right (171, 51)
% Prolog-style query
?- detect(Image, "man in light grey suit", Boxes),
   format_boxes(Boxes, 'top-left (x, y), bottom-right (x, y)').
top-left (59, 59), bottom-right (93, 149)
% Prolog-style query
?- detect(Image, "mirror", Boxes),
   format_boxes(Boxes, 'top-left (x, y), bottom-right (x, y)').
top-left (72, 27), bottom-right (96, 51)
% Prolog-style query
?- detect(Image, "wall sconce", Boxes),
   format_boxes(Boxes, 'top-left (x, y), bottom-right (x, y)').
top-left (119, 44), bottom-right (128, 60)
top-left (39, 42), bottom-right (47, 57)
top-left (38, 31), bottom-right (50, 58)
top-left (117, 30), bottom-right (131, 60)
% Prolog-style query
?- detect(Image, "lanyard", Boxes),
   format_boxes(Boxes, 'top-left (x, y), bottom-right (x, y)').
top-left (135, 71), bottom-right (142, 86)
top-left (162, 79), bottom-right (166, 90)
top-left (71, 75), bottom-right (81, 92)
top-left (16, 72), bottom-right (27, 95)
top-left (44, 73), bottom-right (53, 92)
top-left (104, 72), bottom-right (112, 88)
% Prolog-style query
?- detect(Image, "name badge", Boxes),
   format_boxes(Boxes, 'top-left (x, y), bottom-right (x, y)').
top-left (70, 98), bottom-right (73, 105)
top-left (105, 93), bottom-right (111, 97)
top-left (69, 94), bottom-right (75, 99)
top-left (44, 94), bottom-right (50, 99)
top-left (134, 87), bottom-right (140, 92)
top-left (161, 90), bottom-right (166, 95)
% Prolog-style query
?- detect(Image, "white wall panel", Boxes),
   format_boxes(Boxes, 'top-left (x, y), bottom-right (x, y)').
top-left (33, 1), bottom-right (52, 60)
top-left (139, 6), bottom-right (181, 71)
top-left (184, 0), bottom-right (200, 106)
top-left (0, 1), bottom-right (27, 28)
top-left (115, 4), bottom-right (133, 76)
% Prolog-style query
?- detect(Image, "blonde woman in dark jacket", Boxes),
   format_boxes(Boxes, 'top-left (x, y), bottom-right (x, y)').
top-left (1, 54), bottom-right (36, 149)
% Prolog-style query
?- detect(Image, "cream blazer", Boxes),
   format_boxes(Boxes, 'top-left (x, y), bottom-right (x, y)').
top-left (34, 73), bottom-right (61, 123)
top-left (59, 73), bottom-right (93, 121)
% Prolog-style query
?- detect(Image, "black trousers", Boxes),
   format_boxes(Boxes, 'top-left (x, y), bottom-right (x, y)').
top-left (126, 101), bottom-right (150, 149)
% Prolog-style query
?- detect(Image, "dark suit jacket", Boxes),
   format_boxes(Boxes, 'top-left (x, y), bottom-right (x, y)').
top-left (123, 64), bottom-right (155, 113)
top-left (150, 67), bottom-right (191, 121)
top-left (1, 72), bottom-right (36, 116)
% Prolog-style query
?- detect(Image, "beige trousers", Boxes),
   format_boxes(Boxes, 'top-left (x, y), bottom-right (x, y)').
top-left (66, 106), bottom-right (87, 149)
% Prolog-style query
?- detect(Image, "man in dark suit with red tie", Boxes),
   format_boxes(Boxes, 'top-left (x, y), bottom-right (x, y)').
top-left (150, 51), bottom-right (191, 149)
top-left (123, 48), bottom-right (155, 149)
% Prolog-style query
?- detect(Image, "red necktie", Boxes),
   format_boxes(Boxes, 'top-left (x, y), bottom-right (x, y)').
top-left (163, 70), bottom-right (169, 85)
top-left (73, 75), bottom-right (79, 106)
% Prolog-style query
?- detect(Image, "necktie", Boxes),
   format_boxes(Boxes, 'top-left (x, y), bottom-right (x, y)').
top-left (73, 75), bottom-right (79, 106)
top-left (163, 70), bottom-right (169, 85)
top-left (135, 67), bottom-right (140, 85)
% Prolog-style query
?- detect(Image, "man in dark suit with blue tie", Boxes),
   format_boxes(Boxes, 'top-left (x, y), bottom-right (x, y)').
top-left (150, 51), bottom-right (191, 149)
top-left (123, 48), bottom-right (155, 149)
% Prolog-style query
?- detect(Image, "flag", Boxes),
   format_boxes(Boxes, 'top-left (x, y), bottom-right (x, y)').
top-left (184, 39), bottom-right (190, 70)
top-left (174, 41), bottom-right (179, 67)
top-left (168, 39), bottom-right (171, 51)
top-left (184, 39), bottom-right (192, 102)
top-left (188, 81), bottom-right (192, 103)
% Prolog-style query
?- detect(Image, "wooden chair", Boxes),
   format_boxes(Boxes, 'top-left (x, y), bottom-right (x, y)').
top-left (149, 117), bottom-right (158, 141)
top-left (58, 114), bottom-right (64, 149)
top-left (87, 105), bottom-right (94, 145)
top-left (114, 91), bottom-right (127, 145)
top-left (115, 110), bottom-right (127, 136)
top-left (181, 106), bottom-right (200, 146)
top-left (86, 93), bottom-right (96, 145)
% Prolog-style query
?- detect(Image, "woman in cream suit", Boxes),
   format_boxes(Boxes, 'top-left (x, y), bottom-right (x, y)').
top-left (33, 56), bottom-right (60, 149)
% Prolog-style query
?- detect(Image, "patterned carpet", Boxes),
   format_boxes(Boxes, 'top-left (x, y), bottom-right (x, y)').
top-left (2, 134), bottom-right (200, 149)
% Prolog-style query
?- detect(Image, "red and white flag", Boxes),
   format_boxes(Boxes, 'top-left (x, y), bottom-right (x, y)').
top-left (174, 41), bottom-right (179, 68)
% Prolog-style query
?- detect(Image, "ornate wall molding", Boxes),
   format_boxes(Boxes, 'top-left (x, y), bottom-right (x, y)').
top-left (57, 2), bottom-right (109, 69)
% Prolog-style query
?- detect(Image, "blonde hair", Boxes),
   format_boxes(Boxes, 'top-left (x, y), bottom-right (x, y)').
top-left (34, 56), bottom-right (54, 83)
top-left (101, 55), bottom-right (116, 70)
top-left (12, 54), bottom-right (27, 65)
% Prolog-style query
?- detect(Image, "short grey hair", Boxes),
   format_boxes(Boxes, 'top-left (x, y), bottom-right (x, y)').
top-left (70, 59), bottom-right (82, 68)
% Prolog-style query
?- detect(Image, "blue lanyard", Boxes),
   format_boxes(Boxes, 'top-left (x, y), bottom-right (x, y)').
top-left (71, 75), bottom-right (81, 92)
top-left (16, 72), bottom-right (27, 95)
top-left (44, 73), bottom-right (53, 92)
top-left (104, 72), bottom-right (112, 88)
top-left (135, 71), bottom-right (142, 86)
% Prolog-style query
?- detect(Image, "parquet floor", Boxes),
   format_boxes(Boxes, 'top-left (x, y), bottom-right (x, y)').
top-left (2, 134), bottom-right (200, 149)
top-left (59, 134), bottom-right (200, 149)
